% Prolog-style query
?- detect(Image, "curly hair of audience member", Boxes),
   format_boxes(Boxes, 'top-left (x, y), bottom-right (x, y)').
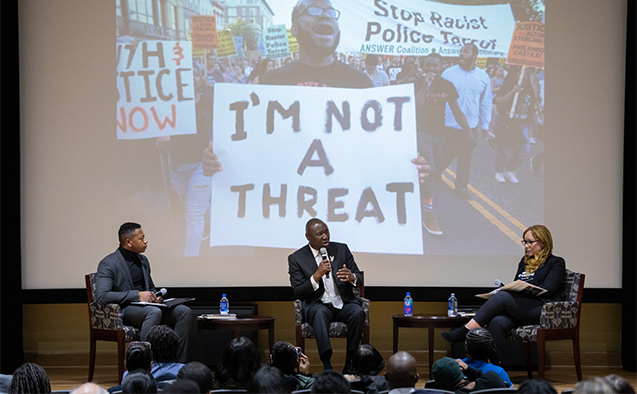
top-left (8, 363), bottom-right (51, 394)
top-left (146, 325), bottom-right (179, 363)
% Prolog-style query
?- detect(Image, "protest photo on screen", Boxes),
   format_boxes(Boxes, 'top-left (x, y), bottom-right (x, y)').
top-left (115, 0), bottom-right (545, 259)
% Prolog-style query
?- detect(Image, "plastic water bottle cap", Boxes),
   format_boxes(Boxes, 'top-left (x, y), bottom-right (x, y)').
top-left (451, 293), bottom-right (455, 296)
top-left (406, 292), bottom-right (410, 296)
top-left (222, 294), bottom-right (226, 297)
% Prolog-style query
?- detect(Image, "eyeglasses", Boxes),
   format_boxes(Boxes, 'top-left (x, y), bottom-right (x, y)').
top-left (303, 6), bottom-right (341, 20)
top-left (520, 240), bottom-right (538, 246)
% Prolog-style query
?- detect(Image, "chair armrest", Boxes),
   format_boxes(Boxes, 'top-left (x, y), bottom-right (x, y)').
top-left (90, 302), bottom-right (125, 330)
top-left (360, 297), bottom-right (370, 325)
top-left (540, 301), bottom-right (579, 329)
top-left (294, 299), bottom-right (303, 325)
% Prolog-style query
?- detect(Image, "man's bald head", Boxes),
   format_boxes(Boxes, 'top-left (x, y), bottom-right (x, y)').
top-left (385, 351), bottom-right (419, 390)
top-left (71, 383), bottom-right (108, 394)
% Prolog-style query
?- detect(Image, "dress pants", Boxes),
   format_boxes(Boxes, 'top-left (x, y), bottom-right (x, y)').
top-left (473, 290), bottom-right (545, 351)
top-left (304, 301), bottom-right (365, 358)
top-left (123, 304), bottom-right (193, 362)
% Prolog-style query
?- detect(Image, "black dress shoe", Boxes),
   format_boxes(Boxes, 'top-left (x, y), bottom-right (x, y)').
top-left (441, 326), bottom-right (469, 343)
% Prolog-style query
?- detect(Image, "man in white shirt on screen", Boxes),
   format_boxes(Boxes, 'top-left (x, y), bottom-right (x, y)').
top-left (438, 43), bottom-right (492, 199)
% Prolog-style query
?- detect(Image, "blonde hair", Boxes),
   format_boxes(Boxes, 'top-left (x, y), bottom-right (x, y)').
top-left (523, 225), bottom-right (553, 274)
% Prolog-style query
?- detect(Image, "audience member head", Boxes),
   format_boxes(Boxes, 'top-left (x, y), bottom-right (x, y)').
top-left (71, 382), bottom-right (108, 394)
top-left (162, 379), bottom-right (201, 394)
top-left (604, 374), bottom-right (635, 394)
top-left (8, 363), bottom-right (51, 394)
top-left (311, 370), bottom-right (350, 394)
top-left (351, 344), bottom-right (385, 377)
top-left (146, 325), bottom-right (179, 363)
top-left (214, 336), bottom-right (262, 389)
top-left (517, 378), bottom-right (557, 394)
top-left (271, 341), bottom-right (298, 375)
top-left (176, 362), bottom-right (213, 394)
top-left (465, 327), bottom-right (500, 365)
top-left (432, 357), bottom-right (463, 391)
top-left (121, 371), bottom-right (157, 394)
top-left (126, 341), bottom-right (153, 372)
top-left (248, 365), bottom-right (291, 394)
top-left (573, 377), bottom-right (615, 394)
top-left (385, 351), bottom-right (418, 390)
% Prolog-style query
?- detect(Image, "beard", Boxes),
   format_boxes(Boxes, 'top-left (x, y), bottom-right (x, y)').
top-left (295, 24), bottom-right (341, 58)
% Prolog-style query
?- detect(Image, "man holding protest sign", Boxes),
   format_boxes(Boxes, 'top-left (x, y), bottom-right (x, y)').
top-left (438, 43), bottom-right (492, 199)
top-left (260, 0), bottom-right (372, 88)
top-left (258, 0), bottom-right (431, 208)
top-left (288, 218), bottom-right (364, 373)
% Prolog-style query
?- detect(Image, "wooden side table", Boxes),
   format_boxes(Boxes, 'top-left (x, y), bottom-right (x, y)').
top-left (393, 314), bottom-right (470, 378)
top-left (197, 316), bottom-right (275, 361)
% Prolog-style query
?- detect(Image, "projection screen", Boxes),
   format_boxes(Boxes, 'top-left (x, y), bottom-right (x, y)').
top-left (19, 0), bottom-right (626, 289)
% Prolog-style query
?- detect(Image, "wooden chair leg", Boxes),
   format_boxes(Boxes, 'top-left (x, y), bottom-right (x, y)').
top-left (524, 341), bottom-right (533, 380)
top-left (88, 333), bottom-right (96, 382)
top-left (537, 331), bottom-right (546, 379)
top-left (296, 326), bottom-right (305, 353)
top-left (362, 325), bottom-right (370, 345)
top-left (573, 333), bottom-right (582, 381)
top-left (117, 331), bottom-right (126, 384)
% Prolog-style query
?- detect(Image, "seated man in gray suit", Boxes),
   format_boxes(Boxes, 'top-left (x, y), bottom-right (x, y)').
top-left (288, 218), bottom-right (365, 373)
top-left (96, 222), bottom-right (192, 362)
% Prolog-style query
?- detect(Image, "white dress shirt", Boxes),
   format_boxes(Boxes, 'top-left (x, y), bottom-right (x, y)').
top-left (309, 246), bottom-right (344, 309)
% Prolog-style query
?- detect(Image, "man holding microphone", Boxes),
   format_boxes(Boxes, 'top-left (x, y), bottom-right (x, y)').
top-left (288, 218), bottom-right (365, 373)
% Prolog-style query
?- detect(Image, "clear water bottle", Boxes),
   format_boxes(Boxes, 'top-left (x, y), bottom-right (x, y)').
top-left (220, 294), bottom-right (229, 315)
top-left (404, 292), bottom-right (413, 316)
top-left (448, 293), bottom-right (458, 317)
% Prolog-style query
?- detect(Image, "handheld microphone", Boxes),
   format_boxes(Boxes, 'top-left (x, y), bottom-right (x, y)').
top-left (494, 279), bottom-right (504, 288)
top-left (319, 247), bottom-right (330, 279)
top-left (155, 288), bottom-right (167, 297)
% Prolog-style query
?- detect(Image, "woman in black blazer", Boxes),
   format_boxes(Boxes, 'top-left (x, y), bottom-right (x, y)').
top-left (441, 224), bottom-right (566, 350)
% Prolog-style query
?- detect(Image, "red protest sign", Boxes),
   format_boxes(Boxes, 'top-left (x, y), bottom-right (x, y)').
top-left (507, 21), bottom-right (544, 69)
top-left (191, 15), bottom-right (217, 49)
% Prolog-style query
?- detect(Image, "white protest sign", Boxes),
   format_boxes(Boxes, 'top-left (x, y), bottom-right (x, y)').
top-left (116, 41), bottom-right (196, 140)
top-left (210, 83), bottom-right (423, 254)
top-left (335, 0), bottom-right (516, 58)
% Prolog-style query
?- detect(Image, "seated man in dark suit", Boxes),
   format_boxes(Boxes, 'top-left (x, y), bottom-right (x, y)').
top-left (288, 218), bottom-right (365, 373)
top-left (96, 222), bottom-right (192, 362)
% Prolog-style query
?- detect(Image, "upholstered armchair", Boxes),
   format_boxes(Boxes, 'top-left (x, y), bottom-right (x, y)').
top-left (85, 273), bottom-right (140, 384)
top-left (507, 269), bottom-right (585, 380)
top-left (293, 272), bottom-right (370, 352)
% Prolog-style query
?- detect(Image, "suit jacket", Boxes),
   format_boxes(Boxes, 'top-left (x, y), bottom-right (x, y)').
top-left (514, 254), bottom-right (566, 301)
top-left (288, 241), bottom-right (362, 306)
top-left (96, 249), bottom-right (156, 306)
